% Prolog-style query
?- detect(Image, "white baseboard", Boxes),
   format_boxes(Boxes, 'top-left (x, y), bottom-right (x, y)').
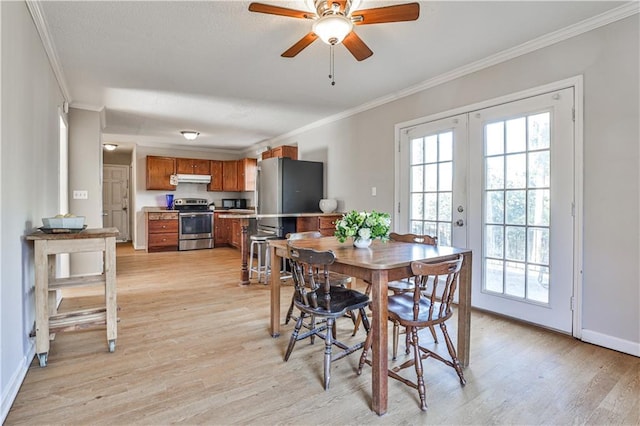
top-left (1, 345), bottom-right (35, 423)
top-left (581, 329), bottom-right (640, 357)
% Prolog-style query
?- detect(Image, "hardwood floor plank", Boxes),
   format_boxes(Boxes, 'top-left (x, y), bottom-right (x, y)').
top-left (6, 243), bottom-right (639, 425)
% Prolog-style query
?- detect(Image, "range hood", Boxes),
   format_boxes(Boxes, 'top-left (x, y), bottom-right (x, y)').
top-left (170, 174), bottom-right (212, 185)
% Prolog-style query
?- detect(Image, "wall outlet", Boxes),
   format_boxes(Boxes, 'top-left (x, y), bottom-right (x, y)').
top-left (371, 186), bottom-right (377, 196)
top-left (73, 190), bottom-right (88, 199)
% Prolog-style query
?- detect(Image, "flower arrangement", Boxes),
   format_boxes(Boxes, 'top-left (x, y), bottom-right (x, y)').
top-left (334, 210), bottom-right (391, 243)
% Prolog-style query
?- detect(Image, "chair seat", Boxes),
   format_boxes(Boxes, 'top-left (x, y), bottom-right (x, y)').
top-left (387, 294), bottom-right (447, 325)
top-left (294, 286), bottom-right (369, 319)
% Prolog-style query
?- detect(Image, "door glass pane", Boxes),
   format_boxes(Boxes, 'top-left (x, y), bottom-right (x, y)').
top-left (505, 226), bottom-right (526, 261)
top-left (424, 193), bottom-right (437, 221)
top-left (411, 138), bottom-right (424, 164)
top-left (439, 132), bottom-right (453, 161)
top-left (528, 112), bottom-right (550, 150)
top-left (411, 165), bottom-right (424, 192)
top-left (528, 265), bottom-right (549, 303)
top-left (528, 151), bottom-right (550, 187)
top-left (506, 117), bottom-right (526, 153)
top-left (486, 122), bottom-right (504, 155)
top-left (505, 261), bottom-right (525, 297)
top-left (425, 164), bottom-right (437, 191)
top-left (486, 157), bottom-right (504, 189)
top-left (438, 192), bottom-right (452, 221)
top-left (485, 225), bottom-right (504, 258)
top-left (438, 222), bottom-right (452, 246)
top-left (528, 189), bottom-right (549, 226)
top-left (486, 191), bottom-right (504, 224)
top-left (439, 162), bottom-right (452, 191)
top-left (411, 193), bottom-right (423, 219)
top-left (506, 153), bottom-right (526, 188)
top-left (424, 135), bottom-right (438, 163)
top-left (485, 258), bottom-right (504, 293)
top-left (505, 190), bottom-right (526, 225)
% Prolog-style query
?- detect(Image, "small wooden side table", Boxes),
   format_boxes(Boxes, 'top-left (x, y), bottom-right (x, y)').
top-left (27, 227), bottom-right (119, 367)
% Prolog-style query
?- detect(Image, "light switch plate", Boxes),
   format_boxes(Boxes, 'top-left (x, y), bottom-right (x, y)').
top-left (73, 190), bottom-right (88, 199)
top-left (371, 187), bottom-right (377, 196)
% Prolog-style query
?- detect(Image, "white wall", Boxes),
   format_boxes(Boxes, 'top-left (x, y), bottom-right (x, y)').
top-left (273, 16), bottom-right (640, 354)
top-left (0, 2), bottom-right (65, 421)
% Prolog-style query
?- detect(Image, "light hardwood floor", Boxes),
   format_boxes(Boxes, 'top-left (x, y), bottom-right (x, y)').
top-left (6, 244), bottom-right (639, 425)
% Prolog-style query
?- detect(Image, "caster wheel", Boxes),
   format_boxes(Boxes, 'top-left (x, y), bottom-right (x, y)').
top-left (38, 353), bottom-right (48, 367)
top-left (108, 340), bottom-right (116, 353)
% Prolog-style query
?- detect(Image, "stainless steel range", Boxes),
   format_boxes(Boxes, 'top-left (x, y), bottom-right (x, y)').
top-left (173, 198), bottom-right (214, 250)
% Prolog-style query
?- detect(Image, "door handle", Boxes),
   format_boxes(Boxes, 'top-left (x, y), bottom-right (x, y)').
top-left (455, 219), bottom-right (464, 227)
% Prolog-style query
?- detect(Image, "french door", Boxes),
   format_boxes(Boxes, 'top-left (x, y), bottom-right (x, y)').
top-left (398, 87), bottom-right (576, 333)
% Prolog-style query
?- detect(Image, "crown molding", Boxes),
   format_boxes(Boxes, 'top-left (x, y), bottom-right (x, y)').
top-left (26, 1), bottom-right (72, 103)
top-left (262, 1), bottom-right (640, 147)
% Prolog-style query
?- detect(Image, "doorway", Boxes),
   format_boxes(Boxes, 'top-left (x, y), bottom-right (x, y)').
top-left (103, 164), bottom-right (130, 241)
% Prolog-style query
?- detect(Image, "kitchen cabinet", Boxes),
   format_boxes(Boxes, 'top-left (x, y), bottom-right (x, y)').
top-left (230, 218), bottom-right (241, 248)
top-left (262, 145), bottom-right (298, 160)
top-left (214, 212), bottom-right (229, 246)
top-left (146, 212), bottom-right (179, 252)
top-left (208, 160), bottom-right (223, 191)
top-left (222, 160), bottom-right (238, 191)
top-left (176, 158), bottom-right (210, 175)
top-left (296, 214), bottom-right (342, 236)
top-left (146, 156), bottom-right (176, 190)
top-left (221, 158), bottom-right (257, 192)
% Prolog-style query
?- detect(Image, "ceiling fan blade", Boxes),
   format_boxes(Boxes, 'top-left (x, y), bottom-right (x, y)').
top-left (342, 31), bottom-right (373, 61)
top-left (282, 32), bottom-right (319, 58)
top-left (248, 3), bottom-right (313, 19)
top-left (352, 2), bottom-right (420, 25)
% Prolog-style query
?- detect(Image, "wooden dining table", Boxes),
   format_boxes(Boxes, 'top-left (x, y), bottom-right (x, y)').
top-left (268, 237), bottom-right (472, 416)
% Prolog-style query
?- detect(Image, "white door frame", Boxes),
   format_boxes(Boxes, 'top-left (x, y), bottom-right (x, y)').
top-left (395, 75), bottom-right (584, 338)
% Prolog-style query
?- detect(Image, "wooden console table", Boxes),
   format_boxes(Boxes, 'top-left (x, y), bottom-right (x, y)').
top-left (27, 227), bottom-right (119, 367)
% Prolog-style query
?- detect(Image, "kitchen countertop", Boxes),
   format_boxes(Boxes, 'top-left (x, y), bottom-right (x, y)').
top-left (143, 207), bottom-right (177, 213)
top-left (217, 211), bottom-right (343, 219)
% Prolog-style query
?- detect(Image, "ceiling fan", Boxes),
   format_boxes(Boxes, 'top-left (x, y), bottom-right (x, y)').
top-left (248, 0), bottom-right (420, 61)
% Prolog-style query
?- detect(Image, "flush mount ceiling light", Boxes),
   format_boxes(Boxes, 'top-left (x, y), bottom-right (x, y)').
top-left (103, 144), bottom-right (118, 151)
top-left (181, 131), bottom-right (200, 141)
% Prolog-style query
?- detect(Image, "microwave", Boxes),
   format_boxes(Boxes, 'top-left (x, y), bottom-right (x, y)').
top-left (221, 198), bottom-right (247, 209)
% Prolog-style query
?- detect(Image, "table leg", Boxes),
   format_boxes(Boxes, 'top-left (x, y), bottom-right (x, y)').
top-left (239, 220), bottom-right (250, 285)
top-left (269, 244), bottom-right (281, 337)
top-left (34, 240), bottom-right (50, 366)
top-left (370, 269), bottom-right (389, 416)
top-left (457, 252), bottom-right (472, 367)
top-left (105, 236), bottom-right (117, 352)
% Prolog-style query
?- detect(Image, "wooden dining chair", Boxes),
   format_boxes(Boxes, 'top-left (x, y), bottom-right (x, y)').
top-left (285, 245), bottom-right (371, 390)
top-left (284, 231), bottom-right (353, 325)
top-left (357, 255), bottom-right (465, 411)
top-left (353, 232), bottom-right (439, 360)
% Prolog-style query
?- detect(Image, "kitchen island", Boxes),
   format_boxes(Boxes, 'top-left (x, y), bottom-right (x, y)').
top-left (217, 211), bottom-right (343, 285)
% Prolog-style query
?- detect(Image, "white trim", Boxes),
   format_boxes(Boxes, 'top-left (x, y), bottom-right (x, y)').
top-left (581, 329), bottom-right (640, 357)
top-left (1, 348), bottom-right (35, 424)
top-left (572, 77), bottom-right (585, 339)
top-left (260, 2), bottom-right (638, 148)
top-left (69, 103), bottom-right (104, 113)
top-left (25, 1), bottom-right (72, 102)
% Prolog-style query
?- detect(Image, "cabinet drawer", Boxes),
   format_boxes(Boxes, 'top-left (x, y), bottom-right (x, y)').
top-left (148, 219), bottom-right (178, 233)
top-left (148, 233), bottom-right (178, 247)
top-left (148, 212), bottom-right (178, 220)
top-left (318, 216), bottom-right (339, 230)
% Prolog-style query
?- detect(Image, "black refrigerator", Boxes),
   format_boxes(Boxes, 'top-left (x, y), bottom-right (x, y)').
top-left (257, 158), bottom-right (323, 237)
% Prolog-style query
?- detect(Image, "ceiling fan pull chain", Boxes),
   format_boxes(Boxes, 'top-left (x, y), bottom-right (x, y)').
top-left (329, 44), bottom-right (336, 86)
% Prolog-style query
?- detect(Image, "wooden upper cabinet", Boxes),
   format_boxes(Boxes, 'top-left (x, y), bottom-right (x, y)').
top-left (208, 160), bottom-right (223, 192)
top-left (262, 145), bottom-right (297, 160)
top-left (176, 158), bottom-right (210, 175)
top-left (222, 160), bottom-right (239, 191)
top-left (146, 156), bottom-right (177, 190)
top-left (238, 158), bottom-right (257, 192)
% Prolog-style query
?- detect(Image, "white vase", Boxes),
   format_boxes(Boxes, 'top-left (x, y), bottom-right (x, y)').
top-left (319, 199), bottom-right (338, 213)
top-left (353, 237), bottom-right (372, 248)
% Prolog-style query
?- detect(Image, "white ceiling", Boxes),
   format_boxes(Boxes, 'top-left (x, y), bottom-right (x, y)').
top-left (36, 1), bottom-right (629, 153)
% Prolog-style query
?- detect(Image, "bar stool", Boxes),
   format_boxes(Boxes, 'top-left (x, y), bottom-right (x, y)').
top-left (249, 234), bottom-right (276, 284)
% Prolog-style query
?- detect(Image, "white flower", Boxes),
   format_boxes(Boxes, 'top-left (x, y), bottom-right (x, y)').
top-left (358, 228), bottom-right (371, 240)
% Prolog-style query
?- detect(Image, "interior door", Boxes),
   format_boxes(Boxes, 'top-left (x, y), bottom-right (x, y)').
top-left (468, 88), bottom-right (575, 333)
top-left (103, 165), bottom-right (130, 241)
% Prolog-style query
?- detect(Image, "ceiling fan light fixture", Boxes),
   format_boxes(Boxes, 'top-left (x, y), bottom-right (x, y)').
top-left (181, 130), bottom-right (200, 141)
top-left (103, 143), bottom-right (118, 151)
top-left (312, 15), bottom-right (353, 45)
